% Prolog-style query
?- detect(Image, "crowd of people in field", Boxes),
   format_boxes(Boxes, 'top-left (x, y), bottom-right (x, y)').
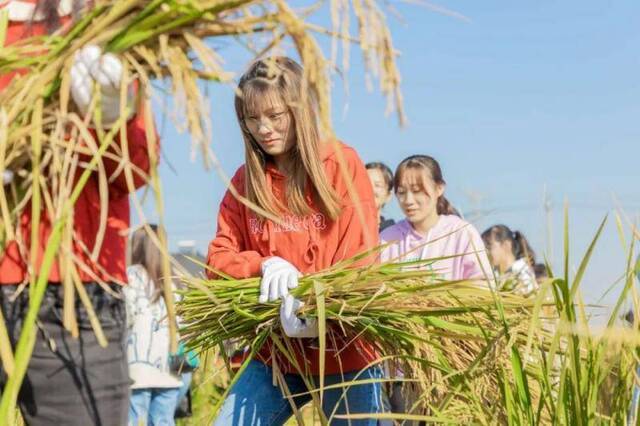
top-left (113, 54), bottom-right (639, 424)
top-left (0, 2), bottom-right (636, 425)
top-left (366, 159), bottom-right (545, 295)
top-left (118, 152), bottom-right (551, 426)
top-left (201, 56), bottom-right (558, 426)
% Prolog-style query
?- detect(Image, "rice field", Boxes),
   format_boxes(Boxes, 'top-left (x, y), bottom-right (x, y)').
top-left (176, 213), bottom-right (640, 424)
top-left (1, 1), bottom-right (638, 424)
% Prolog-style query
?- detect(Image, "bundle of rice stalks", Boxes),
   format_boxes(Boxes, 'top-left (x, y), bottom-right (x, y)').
top-left (0, 0), bottom-right (403, 419)
top-left (177, 216), bottom-right (638, 424)
top-left (178, 257), bottom-right (552, 423)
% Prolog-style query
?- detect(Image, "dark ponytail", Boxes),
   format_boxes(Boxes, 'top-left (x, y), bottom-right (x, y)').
top-left (436, 196), bottom-right (460, 217)
top-left (394, 155), bottom-right (460, 217)
top-left (513, 230), bottom-right (535, 266)
top-left (482, 225), bottom-right (536, 266)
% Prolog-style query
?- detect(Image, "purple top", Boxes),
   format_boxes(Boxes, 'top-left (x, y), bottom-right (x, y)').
top-left (380, 215), bottom-right (493, 282)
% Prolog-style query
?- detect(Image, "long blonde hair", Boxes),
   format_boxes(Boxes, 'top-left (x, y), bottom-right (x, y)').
top-left (234, 57), bottom-right (340, 220)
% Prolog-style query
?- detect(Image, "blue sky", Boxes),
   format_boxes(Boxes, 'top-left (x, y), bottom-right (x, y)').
top-left (136, 1), bottom-right (640, 309)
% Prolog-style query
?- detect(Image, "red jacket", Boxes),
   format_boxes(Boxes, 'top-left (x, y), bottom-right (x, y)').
top-left (0, 1), bottom-right (155, 285)
top-left (207, 141), bottom-right (379, 375)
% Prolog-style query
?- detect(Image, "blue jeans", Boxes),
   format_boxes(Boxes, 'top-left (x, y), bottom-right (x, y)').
top-left (129, 387), bottom-right (181, 426)
top-left (214, 360), bottom-right (384, 426)
top-left (177, 372), bottom-right (193, 407)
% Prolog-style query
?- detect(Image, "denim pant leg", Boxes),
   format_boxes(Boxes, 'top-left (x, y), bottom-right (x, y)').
top-left (321, 366), bottom-right (384, 426)
top-left (177, 372), bottom-right (192, 405)
top-left (149, 388), bottom-right (181, 426)
top-left (130, 389), bottom-right (152, 426)
top-left (213, 360), bottom-right (310, 426)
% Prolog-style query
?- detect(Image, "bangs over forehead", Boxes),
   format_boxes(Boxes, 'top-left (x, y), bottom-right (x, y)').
top-left (241, 79), bottom-right (287, 117)
top-left (394, 165), bottom-right (434, 191)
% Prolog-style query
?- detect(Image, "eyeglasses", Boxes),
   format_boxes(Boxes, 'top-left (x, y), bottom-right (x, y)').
top-left (244, 110), bottom-right (290, 131)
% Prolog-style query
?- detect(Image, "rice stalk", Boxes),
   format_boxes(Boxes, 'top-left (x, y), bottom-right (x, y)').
top-left (0, 306), bottom-right (14, 378)
top-left (496, 212), bottom-right (638, 425)
top-left (28, 98), bottom-right (43, 298)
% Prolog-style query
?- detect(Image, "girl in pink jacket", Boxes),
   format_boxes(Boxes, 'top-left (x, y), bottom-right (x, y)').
top-left (380, 155), bottom-right (492, 282)
top-left (379, 155), bottom-right (493, 419)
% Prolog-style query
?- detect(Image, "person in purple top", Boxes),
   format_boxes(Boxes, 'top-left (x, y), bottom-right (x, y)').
top-left (380, 155), bottom-right (491, 282)
top-left (379, 155), bottom-right (492, 421)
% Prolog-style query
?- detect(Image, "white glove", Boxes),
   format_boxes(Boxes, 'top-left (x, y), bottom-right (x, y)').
top-left (259, 257), bottom-right (299, 303)
top-left (70, 45), bottom-right (132, 127)
top-left (280, 295), bottom-right (319, 338)
top-left (2, 170), bottom-right (13, 186)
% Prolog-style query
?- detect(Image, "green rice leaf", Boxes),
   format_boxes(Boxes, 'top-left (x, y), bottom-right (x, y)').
top-left (314, 279), bottom-right (326, 407)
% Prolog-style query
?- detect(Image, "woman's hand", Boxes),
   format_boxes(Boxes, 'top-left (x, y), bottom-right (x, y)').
top-left (280, 295), bottom-right (319, 338)
top-left (259, 256), bottom-right (299, 303)
top-left (70, 45), bottom-right (133, 127)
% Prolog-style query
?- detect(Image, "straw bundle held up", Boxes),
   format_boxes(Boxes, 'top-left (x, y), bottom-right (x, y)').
top-left (178, 257), bottom-right (551, 423)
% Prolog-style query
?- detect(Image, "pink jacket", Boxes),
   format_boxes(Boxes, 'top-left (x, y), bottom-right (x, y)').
top-left (380, 215), bottom-right (493, 282)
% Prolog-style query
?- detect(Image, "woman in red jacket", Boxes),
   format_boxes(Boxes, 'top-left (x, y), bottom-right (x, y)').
top-left (208, 57), bottom-right (383, 425)
top-left (0, 1), bottom-right (156, 425)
